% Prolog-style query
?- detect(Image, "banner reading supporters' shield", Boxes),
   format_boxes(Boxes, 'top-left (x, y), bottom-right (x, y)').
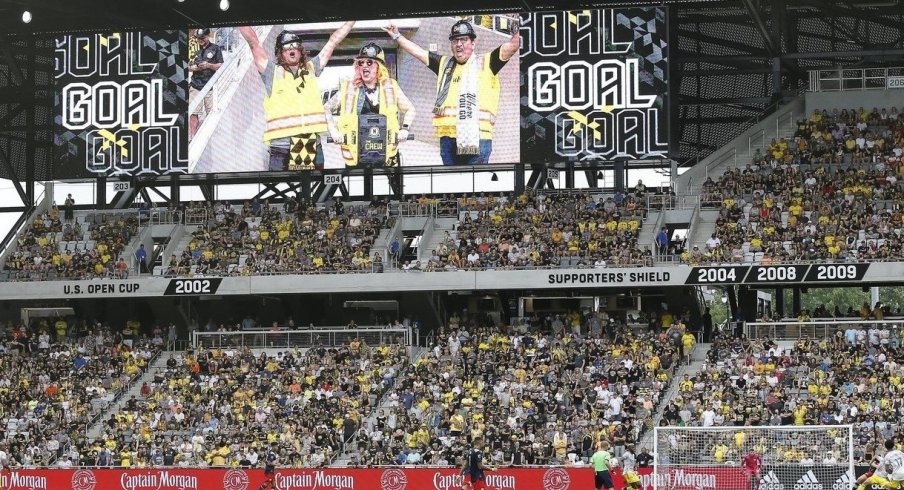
top-left (53, 31), bottom-right (189, 179)
top-left (520, 8), bottom-right (669, 162)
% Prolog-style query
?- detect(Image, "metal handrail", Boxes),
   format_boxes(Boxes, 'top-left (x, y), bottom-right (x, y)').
top-left (809, 66), bottom-right (904, 92)
top-left (188, 26), bottom-right (272, 149)
top-left (397, 202), bottom-right (436, 218)
top-left (0, 187), bottom-right (47, 267)
top-left (745, 319), bottom-right (900, 340)
top-left (192, 327), bottom-right (411, 349)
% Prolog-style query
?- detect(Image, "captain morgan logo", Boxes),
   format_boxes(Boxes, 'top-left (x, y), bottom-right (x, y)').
top-left (273, 471), bottom-right (354, 490)
top-left (223, 470), bottom-right (250, 490)
top-left (640, 469), bottom-right (717, 490)
top-left (543, 468), bottom-right (571, 490)
top-left (71, 470), bottom-right (97, 490)
top-left (380, 469), bottom-right (407, 490)
top-left (0, 471), bottom-right (49, 490)
top-left (432, 472), bottom-right (516, 490)
top-left (119, 471), bottom-right (198, 490)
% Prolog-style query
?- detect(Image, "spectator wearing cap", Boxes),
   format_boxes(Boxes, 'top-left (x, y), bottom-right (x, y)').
top-left (384, 17), bottom-right (520, 165)
top-left (324, 43), bottom-right (416, 168)
top-left (188, 28), bottom-right (224, 140)
top-left (239, 22), bottom-right (355, 171)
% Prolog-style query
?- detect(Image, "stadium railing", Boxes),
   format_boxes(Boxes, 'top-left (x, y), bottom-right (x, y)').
top-left (744, 319), bottom-right (899, 340)
top-left (808, 66), bottom-right (904, 91)
top-left (646, 194), bottom-right (697, 211)
top-left (191, 326), bottom-right (411, 349)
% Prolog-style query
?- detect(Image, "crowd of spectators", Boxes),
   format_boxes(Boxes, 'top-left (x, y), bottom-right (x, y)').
top-left (345, 310), bottom-right (679, 468)
top-left (3, 188), bottom-right (661, 279)
top-left (166, 198), bottom-right (388, 276)
top-left (692, 106), bottom-right (904, 264)
top-left (4, 206), bottom-right (139, 281)
top-left (80, 341), bottom-right (407, 468)
top-left (658, 327), bottom-right (903, 466)
top-left (0, 317), bottom-right (159, 468)
top-left (408, 190), bottom-right (651, 272)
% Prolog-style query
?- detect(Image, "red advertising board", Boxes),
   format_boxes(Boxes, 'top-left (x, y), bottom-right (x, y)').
top-left (0, 467), bottom-right (602, 490)
top-left (636, 466), bottom-right (748, 490)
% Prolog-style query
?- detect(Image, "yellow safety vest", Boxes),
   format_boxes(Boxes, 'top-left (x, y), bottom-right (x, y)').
top-left (263, 62), bottom-right (328, 143)
top-left (337, 79), bottom-right (401, 166)
top-left (432, 54), bottom-right (501, 138)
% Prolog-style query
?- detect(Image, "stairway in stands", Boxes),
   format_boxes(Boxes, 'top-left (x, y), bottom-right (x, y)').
top-left (686, 208), bottom-right (721, 250)
top-left (640, 342), bottom-right (711, 449)
top-left (331, 346), bottom-right (430, 467)
top-left (86, 352), bottom-right (176, 440)
top-left (418, 217), bottom-right (457, 262)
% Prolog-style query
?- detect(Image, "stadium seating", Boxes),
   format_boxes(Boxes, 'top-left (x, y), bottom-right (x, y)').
top-left (665, 327), bottom-right (904, 464)
top-left (0, 320), bottom-right (159, 467)
top-left (347, 318), bottom-right (678, 467)
top-left (92, 341), bottom-right (407, 468)
top-left (691, 106), bottom-right (904, 264)
top-left (2, 191), bottom-right (660, 279)
top-left (167, 199), bottom-right (388, 276)
top-left (3, 210), bottom-right (139, 281)
top-left (418, 191), bottom-right (650, 271)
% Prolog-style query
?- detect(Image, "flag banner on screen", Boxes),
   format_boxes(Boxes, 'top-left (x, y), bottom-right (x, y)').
top-left (519, 8), bottom-right (669, 163)
top-left (53, 31), bottom-right (189, 179)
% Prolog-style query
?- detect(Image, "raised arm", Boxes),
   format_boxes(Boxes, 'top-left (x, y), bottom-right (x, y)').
top-left (383, 23), bottom-right (429, 66)
top-left (238, 26), bottom-right (269, 74)
top-left (396, 86), bottom-right (416, 137)
top-left (323, 91), bottom-right (343, 143)
top-left (316, 21), bottom-right (355, 67)
top-left (499, 18), bottom-right (521, 62)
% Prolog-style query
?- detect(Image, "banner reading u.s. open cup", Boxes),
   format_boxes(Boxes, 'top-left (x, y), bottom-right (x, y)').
top-left (520, 8), bottom-right (669, 162)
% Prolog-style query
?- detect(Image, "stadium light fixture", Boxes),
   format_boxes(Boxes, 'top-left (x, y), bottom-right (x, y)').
top-left (22, 10), bottom-right (32, 23)
top-left (219, 0), bottom-right (230, 10)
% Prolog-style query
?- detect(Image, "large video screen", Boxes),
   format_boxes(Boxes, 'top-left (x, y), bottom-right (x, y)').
top-left (51, 9), bottom-right (667, 179)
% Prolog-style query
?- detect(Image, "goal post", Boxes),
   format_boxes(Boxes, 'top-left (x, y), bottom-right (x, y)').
top-left (651, 425), bottom-right (854, 490)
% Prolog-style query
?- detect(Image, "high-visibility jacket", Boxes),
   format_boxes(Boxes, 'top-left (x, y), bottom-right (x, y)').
top-left (337, 79), bottom-right (401, 166)
top-left (263, 62), bottom-right (328, 143)
top-left (432, 54), bottom-right (500, 138)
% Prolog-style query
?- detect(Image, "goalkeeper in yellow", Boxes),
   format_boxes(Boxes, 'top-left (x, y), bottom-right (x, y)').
top-left (858, 440), bottom-right (904, 490)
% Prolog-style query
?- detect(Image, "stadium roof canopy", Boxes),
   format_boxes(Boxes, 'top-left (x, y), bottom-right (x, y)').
top-left (0, 0), bottom-right (722, 36)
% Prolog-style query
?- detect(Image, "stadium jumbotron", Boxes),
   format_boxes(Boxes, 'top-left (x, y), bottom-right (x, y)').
top-left (0, 0), bottom-right (902, 489)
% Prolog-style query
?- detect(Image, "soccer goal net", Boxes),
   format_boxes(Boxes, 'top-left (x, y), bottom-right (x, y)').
top-left (652, 425), bottom-right (854, 490)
